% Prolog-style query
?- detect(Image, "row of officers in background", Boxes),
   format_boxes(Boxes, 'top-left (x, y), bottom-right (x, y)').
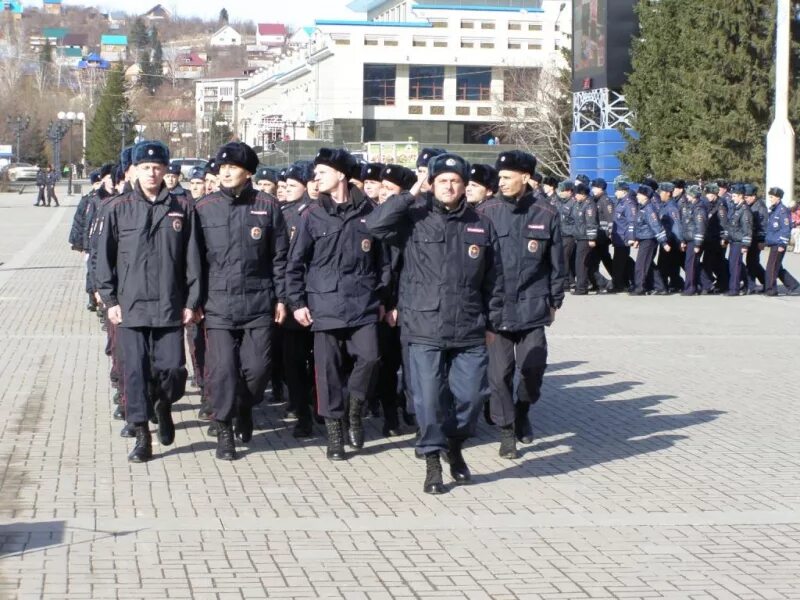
top-left (67, 141), bottom-right (794, 495)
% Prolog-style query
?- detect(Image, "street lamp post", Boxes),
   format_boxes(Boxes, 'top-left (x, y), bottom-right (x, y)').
top-left (240, 118), bottom-right (250, 146)
top-left (46, 120), bottom-right (69, 176)
top-left (57, 111), bottom-right (79, 195)
top-left (116, 111), bottom-right (136, 154)
top-left (6, 115), bottom-right (30, 163)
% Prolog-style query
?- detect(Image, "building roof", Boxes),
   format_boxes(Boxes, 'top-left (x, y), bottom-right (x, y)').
top-left (4, 1), bottom-right (23, 14)
top-left (42, 27), bottom-right (67, 39)
top-left (60, 47), bottom-right (83, 57)
top-left (62, 33), bottom-right (88, 47)
top-left (144, 4), bottom-right (171, 18)
top-left (211, 24), bottom-right (241, 38)
top-left (315, 19), bottom-right (432, 27)
top-left (258, 23), bottom-right (287, 36)
top-left (43, 0), bottom-right (62, 4)
top-left (411, 3), bottom-right (543, 12)
top-left (346, 0), bottom-right (383, 11)
top-left (101, 34), bottom-right (128, 45)
top-left (177, 51), bottom-right (206, 67)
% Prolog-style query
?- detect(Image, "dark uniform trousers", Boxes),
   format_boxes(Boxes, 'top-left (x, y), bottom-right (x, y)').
top-left (35, 185), bottom-right (46, 206)
top-left (574, 241), bottom-right (593, 293)
top-left (46, 185), bottom-right (59, 207)
top-left (410, 343), bottom-right (488, 454)
top-left (282, 328), bottom-right (314, 424)
top-left (634, 239), bottom-right (660, 292)
top-left (683, 243), bottom-right (702, 294)
top-left (611, 245), bottom-right (633, 291)
top-left (271, 327), bottom-right (286, 403)
top-left (118, 326), bottom-right (186, 425)
top-left (376, 322), bottom-right (402, 429)
top-left (765, 247), bottom-right (785, 293)
top-left (701, 243), bottom-right (727, 292)
top-left (562, 236), bottom-right (576, 286)
top-left (745, 242), bottom-right (765, 291)
top-left (314, 324), bottom-right (379, 420)
top-left (108, 320), bottom-right (126, 407)
top-left (206, 326), bottom-right (272, 422)
top-left (657, 246), bottom-right (683, 291)
top-left (487, 328), bottom-right (547, 428)
top-left (185, 321), bottom-right (206, 388)
top-left (727, 243), bottom-right (746, 294)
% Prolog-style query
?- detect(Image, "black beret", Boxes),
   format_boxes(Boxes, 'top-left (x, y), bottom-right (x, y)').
top-left (132, 140), bottom-right (170, 166)
top-left (361, 162), bottom-right (384, 182)
top-left (658, 182), bottom-right (675, 193)
top-left (380, 164), bottom-right (416, 191)
top-left (542, 175), bottom-right (559, 188)
top-left (427, 153), bottom-right (470, 184)
top-left (575, 173), bottom-right (590, 185)
top-left (89, 170), bottom-right (101, 184)
top-left (637, 184), bottom-right (654, 198)
top-left (100, 163), bottom-right (114, 178)
top-left (166, 162), bottom-right (181, 176)
top-left (285, 160), bottom-right (314, 185)
top-left (743, 184), bottom-right (757, 196)
top-left (469, 163), bottom-right (499, 193)
top-left (495, 150), bottom-right (537, 176)
top-left (768, 187), bottom-right (784, 199)
top-left (591, 177), bottom-right (607, 190)
top-left (557, 180), bottom-right (574, 192)
top-left (417, 147), bottom-right (446, 168)
top-left (254, 166), bottom-right (277, 183)
top-left (642, 177), bottom-right (658, 191)
top-left (574, 183), bottom-right (590, 196)
top-left (189, 167), bottom-right (205, 181)
top-left (730, 183), bottom-right (746, 195)
top-left (120, 146), bottom-right (134, 171)
top-left (216, 142), bottom-right (259, 174)
top-left (673, 179), bottom-right (686, 189)
top-left (204, 159), bottom-right (219, 176)
top-left (314, 147), bottom-right (358, 177)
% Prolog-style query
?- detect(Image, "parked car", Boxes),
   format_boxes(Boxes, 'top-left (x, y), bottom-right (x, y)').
top-left (4, 162), bottom-right (40, 182)
top-left (169, 158), bottom-right (208, 180)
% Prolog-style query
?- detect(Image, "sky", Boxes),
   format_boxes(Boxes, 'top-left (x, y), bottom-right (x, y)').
top-left (25, 0), bottom-right (361, 26)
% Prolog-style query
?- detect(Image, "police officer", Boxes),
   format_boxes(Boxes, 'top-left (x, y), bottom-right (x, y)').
top-left (700, 183), bottom-right (729, 294)
top-left (610, 179), bottom-right (636, 292)
top-left (744, 184), bottom-right (767, 294)
top-left (164, 163), bottom-right (186, 196)
top-left (466, 164), bottom-right (498, 207)
top-left (590, 178), bottom-right (614, 288)
top-left (477, 150), bottom-right (564, 459)
top-left (555, 181), bottom-right (576, 288)
top-left (410, 147), bottom-right (446, 196)
top-left (46, 165), bottom-right (60, 207)
top-left (725, 184), bottom-right (753, 296)
top-left (764, 187), bottom-right (795, 296)
top-left (69, 170), bottom-right (103, 310)
top-left (96, 141), bottom-right (201, 462)
top-left (656, 182), bottom-right (683, 293)
top-left (673, 180), bottom-right (687, 212)
top-left (679, 185), bottom-right (707, 295)
top-left (34, 167), bottom-right (47, 206)
top-left (204, 160), bottom-right (220, 196)
top-left (632, 184), bottom-right (670, 295)
top-left (187, 167), bottom-right (206, 201)
top-left (361, 163), bottom-right (384, 205)
top-left (542, 176), bottom-right (558, 204)
top-left (367, 153), bottom-right (503, 494)
top-left (276, 167), bottom-right (288, 202)
top-left (286, 148), bottom-right (390, 461)
top-left (279, 160), bottom-right (316, 437)
top-left (254, 166), bottom-right (278, 196)
top-left (571, 183), bottom-right (599, 295)
top-left (194, 142), bottom-right (289, 460)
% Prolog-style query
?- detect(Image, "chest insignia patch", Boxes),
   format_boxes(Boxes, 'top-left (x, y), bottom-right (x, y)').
top-left (167, 212), bottom-right (184, 217)
top-left (468, 244), bottom-right (480, 259)
top-left (466, 227), bottom-right (485, 234)
top-left (172, 219), bottom-right (182, 232)
top-left (528, 224), bottom-right (545, 230)
top-left (250, 210), bottom-right (269, 216)
top-left (251, 226), bottom-right (262, 240)
top-left (527, 239), bottom-right (539, 253)
top-left (361, 238), bottom-right (372, 253)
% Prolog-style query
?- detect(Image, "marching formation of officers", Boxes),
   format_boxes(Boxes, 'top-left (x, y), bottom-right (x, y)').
top-left (66, 139), bottom-right (795, 495)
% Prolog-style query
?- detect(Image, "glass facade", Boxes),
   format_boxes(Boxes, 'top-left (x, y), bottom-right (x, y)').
top-left (409, 65), bottom-right (445, 100)
top-left (363, 64), bottom-right (396, 106)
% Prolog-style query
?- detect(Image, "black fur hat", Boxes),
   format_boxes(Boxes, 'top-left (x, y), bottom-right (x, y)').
top-left (254, 166), bottom-right (278, 184)
top-left (89, 170), bottom-right (101, 184)
top-left (469, 163), bottom-right (499, 193)
top-left (427, 153), bottom-right (470, 184)
top-left (314, 147), bottom-right (358, 177)
top-left (132, 141), bottom-right (170, 166)
top-left (216, 142), bottom-right (259, 174)
top-left (380, 164), bottom-right (416, 191)
top-left (100, 163), bottom-right (114, 178)
top-left (166, 162), bottom-right (181, 176)
top-left (360, 162), bottom-right (384, 182)
top-left (285, 160), bottom-right (314, 185)
top-left (495, 150), bottom-right (537, 176)
top-left (120, 146), bottom-right (134, 171)
top-left (417, 147), bottom-right (446, 168)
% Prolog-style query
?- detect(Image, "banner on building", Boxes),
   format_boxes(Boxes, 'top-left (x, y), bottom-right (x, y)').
top-left (366, 141), bottom-right (419, 168)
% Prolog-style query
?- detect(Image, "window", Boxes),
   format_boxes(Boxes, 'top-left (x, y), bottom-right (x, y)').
top-left (480, 42), bottom-right (494, 49)
top-left (460, 40), bottom-right (474, 48)
top-left (508, 22), bottom-right (522, 31)
top-left (460, 20), bottom-right (474, 29)
top-left (503, 67), bottom-right (541, 101)
top-left (528, 42), bottom-right (542, 50)
top-left (433, 40), bottom-right (447, 48)
top-left (508, 42), bottom-right (521, 50)
top-left (528, 23), bottom-right (542, 31)
top-left (409, 65), bottom-right (444, 100)
top-left (219, 86), bottom-right (233, 97)
top-left (456, 66), bottom-right (491, 101)
top-left (480, 22), bottom-right (495, 30)
top-left (455, 106), bottom-right (470, 115)
top-left (477, 107), bottom-right (492, 116)
top-left (365, 38), bottom-right (378, 46)
top-left (335, 38), bottom-right (350, 45)
top-left (412, 38), bottom-right (427, 47)
top-left (430, 106), bottom-right (444, 115)
top-left (363, 64), bottom-right (396, 106)
top-left (409, 105), bottom-right (423, 114)
top-left (384, 39), bottom-right (398, 46)
top-left (430, 19), bottom-right (447, 28)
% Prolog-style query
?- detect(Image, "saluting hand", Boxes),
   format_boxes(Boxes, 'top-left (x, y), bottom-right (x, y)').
top-left (294, 307), bottom-right (313, 327)
top-left (108, 305), bottom-right (122, 325)
top-left (274, 302), bottom-right (287, 325)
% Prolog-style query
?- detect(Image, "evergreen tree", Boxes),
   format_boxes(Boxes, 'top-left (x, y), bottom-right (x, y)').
top-left (219, 8), bottom-right (229, 25)
top-left (40, 38), bottom-right (53, 64)
top-left (138, 47), bottom-right (153, 92)
top-left (209, 110), bottom-right (233, 155)
top-left (86, 63), bottom-right (136, 165)
top-left (150, 32), bottom-right (163, 92)
top-left (621, 0), bottom-right (774, 183)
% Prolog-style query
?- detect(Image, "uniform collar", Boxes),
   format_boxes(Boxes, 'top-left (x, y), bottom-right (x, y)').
top-left (220, 180), bottom-right (255, 203)
top-left (134, 180), bottom-right (170, 204)
top-left (499, 191), bottom-right (534, 213)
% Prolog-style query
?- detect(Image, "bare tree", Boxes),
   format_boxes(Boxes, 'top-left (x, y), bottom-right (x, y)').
top-left (490, 52), bottom-right (573, 179)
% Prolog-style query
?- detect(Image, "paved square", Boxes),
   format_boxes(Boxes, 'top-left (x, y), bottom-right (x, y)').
top-left (1, 188), bottom-right (799, 599)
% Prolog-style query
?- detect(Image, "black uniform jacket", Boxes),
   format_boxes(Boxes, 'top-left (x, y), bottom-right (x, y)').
top-left (366, 191), bottom-right (504, 349)
top-left (286, 186), bottom-right (390, 332)
top-left (477, 192), bottom-right (565, 331)
top-left (194, 182), bottom-right (288, 329)
top-left (281, 194), bottom-right (315, 331)
top-left (96, 181), bottom-right (201, 328)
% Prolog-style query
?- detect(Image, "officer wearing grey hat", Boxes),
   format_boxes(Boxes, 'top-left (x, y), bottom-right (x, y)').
top-left (96, 140), bottom-right (201, 463)
top-left (194, 142), bottom-right (289, 460)
top-left (286, 147), bottom-right (391, 461)
top-left (367, 152), bottom-right (504, 494)
top-left (610, 179), bottom-right (637, 292)
top-left (679, 185), bottom-right (707, 295)
top-left (700, 183), bottom-right (729, 293)
top-left (725, 184), bottom-right (753, 295)
top-left (743, 184), bottom-right (767, 293)
top-left (254, 166), bottom-right (278, 196)
top-left (164, 163), bottom-right (186, 197)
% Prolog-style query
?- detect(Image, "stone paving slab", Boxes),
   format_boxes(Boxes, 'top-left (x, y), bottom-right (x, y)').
top-left (0, 191), bottom-right (799, 599)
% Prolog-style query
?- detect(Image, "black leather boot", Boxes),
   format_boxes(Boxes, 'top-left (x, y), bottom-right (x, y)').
top-left (120, 422), bottom-right (136, 438)
top-left (197, 392), bottom-right (212, 420)
top-left (325, 418), bottom-right (346, 461)
top-left (293, 418), bottom-right (313, 438)
top-left (155, 398), bottom-right (175, 446)
top-left (348, 396), bottom-right (365, 449)
top-left (127, 424), bottom-right (152, 463)
top-left (215, 421), bottom-right (236, 461)
top-left (112, 405), bottom-right (124, 420)
top-left (447, 438), bottom-right (471, 484)
top-left (514, 402), bottom-right (534, 444)
top-left (499, 425), bottom-right (518, 459)
top-left (423, 452), bottom-right (446, 495)
top-left (235, 403), bottom-right (253, 443)
top-left (112, 390), bottom-right (121, 405)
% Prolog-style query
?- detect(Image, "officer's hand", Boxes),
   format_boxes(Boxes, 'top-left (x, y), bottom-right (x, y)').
top-left (759, 243), bottom-right (765, 251)
top-left (294, 307), bottom-right (313, 327)
top-left (721, 240), bottom-right (727, 247)
top-left (779, 246), bottom-right (786, 253)
top-left (182, 309), bottom-right (194, 325)
top-left (193, 307), bottom-right (205, 323)
top-left (274, 302), bottom-right (287, 325)
top-left (485, 331), bottom-right (496, 345)
top-left (94, 292), bottom-right (103, 307)
top-left (663, 244), bottom-right (672, 253)
top-left (385, 308), bottom-right (398, 327)
top-left (694, 246), bottom-right (701, 254)
top-left (588, 241), bottom-right (596, 248)
top-left (742, 247), bottom-right (748, 254)
top-left (632, 241), bottom-right (639, 249)
top-left (548, 307), bottom-right (557, 326)
top-left (108, 305), bottom-right (122, 325)
top-left (681, 242), bottom-right (687, 252)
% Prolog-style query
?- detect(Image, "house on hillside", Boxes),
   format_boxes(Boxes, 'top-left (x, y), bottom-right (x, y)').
top-left (100, 34), bottom-right (127, 61)
top-left (62, 33), bottom-right (89, 54)
top-left (2, 1), bottom-right (23, 20)
top-left (256, 23), bottom-right (287, 49)
top-left (172, 51), bottom-right (207, 80)
top-left (143, 4), bottom-right (171, 22)
top-left (210, 25), bottom-right (242, 47)
top-left (105, 11), bottom-right (127, 30)
top-left (43, 0), bottom-right (61, 15)
top-left (289, 27), bottom-right (314, 48)
top-left (30, 27), bottom-right (67, 50)
top-left (77, 53), bottom-right (110, 69)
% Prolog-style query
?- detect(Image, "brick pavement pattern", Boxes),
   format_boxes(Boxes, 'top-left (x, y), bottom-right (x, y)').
top-left (1, 188), bottom-right (799, 599)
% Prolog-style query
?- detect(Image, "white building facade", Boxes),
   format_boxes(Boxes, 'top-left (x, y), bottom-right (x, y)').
top-left (194, 76), bottom-right (250, 155)
top-left (237, 0), bottom-right (571, 146)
